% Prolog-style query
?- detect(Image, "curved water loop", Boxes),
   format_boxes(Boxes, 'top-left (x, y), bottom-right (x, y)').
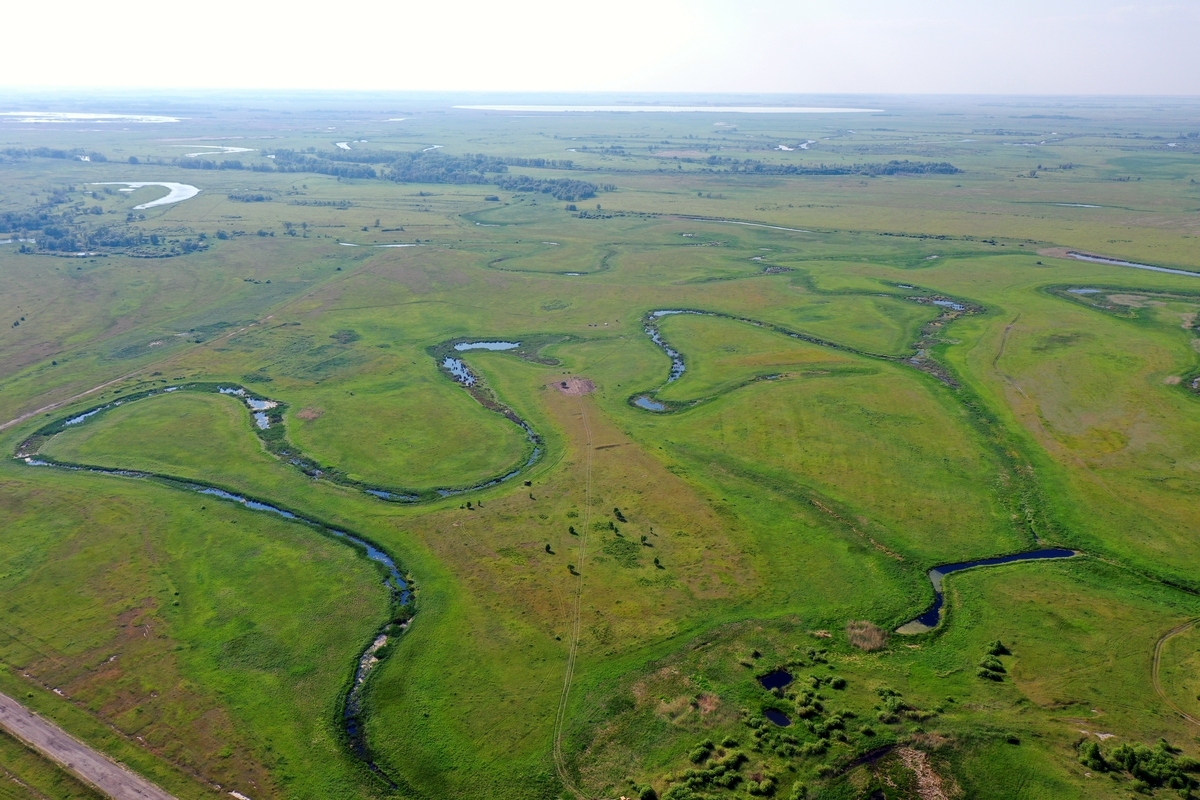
top-left (16, 458), bottom-right (411, 783)
top-left (24, 364), bottom-right (545, 504)
top-left (895, 549), bottom-right (1078, 634)
top-left (629, 292), bottom-right (979, 412)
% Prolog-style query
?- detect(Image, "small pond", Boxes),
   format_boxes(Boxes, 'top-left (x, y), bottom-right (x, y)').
top-left (454, 341), bottom-right (520, 351)
top-left (758, 669), bottom-right (793, 690)
top-left (763, 709), bottom-right (792, 727)
top-left (633, 396), bottom-right (666, 411)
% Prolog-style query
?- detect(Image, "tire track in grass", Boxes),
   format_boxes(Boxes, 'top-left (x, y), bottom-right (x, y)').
top-left (1152, 618), bottom-right (1200, 728)
top-left (552, 397), bottom-right (593, 799)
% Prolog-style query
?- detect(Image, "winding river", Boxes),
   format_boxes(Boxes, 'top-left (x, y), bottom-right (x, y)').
top-left (90, 182), bottom-right (201, 210)
top-left (895, 549), bottom-right (1078, 634)
top-left (11, 339), bottom-right (546, 784)
top-left (7, 293), bottom-right (1096, 790)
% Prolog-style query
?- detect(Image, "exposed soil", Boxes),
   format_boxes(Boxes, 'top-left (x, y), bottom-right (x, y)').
top-left (555, 377), bottom-right (595, 396)
top-left (296, 407), bottom-right (324, 421)
top-left (896, 747), bottom-right (951, 800)
top-left (1107, 294), bottom-right (1149, 307)
top-left (0, 691), bottom-right (176, 800)
top-left (846, 620), bottom-right (889, 652)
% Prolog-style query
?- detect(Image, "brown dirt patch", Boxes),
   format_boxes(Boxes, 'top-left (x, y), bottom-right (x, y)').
top-left (555, 377), bottom-right (595, 396)
top-left (846, 620), bottom-right (888, 652)
top-left (1107, 294), bottom-right (1148, 307)
top-left (897, 747), bottom-right (951, 800)
top-left (1165, 376), bottom-right (1182, 385)
top-left (296, 407), bottom-right (323, 421)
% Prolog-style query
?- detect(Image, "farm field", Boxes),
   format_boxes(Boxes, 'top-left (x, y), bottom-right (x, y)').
top-left (0, 94), bottom-right (1199, 800)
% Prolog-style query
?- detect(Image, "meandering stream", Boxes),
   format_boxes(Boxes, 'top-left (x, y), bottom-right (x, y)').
top-left (895, 549), bottom-right (1077, 634)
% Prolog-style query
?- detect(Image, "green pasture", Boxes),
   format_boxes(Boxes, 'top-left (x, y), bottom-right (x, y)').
top-left (1, 97), bottom-right (1199, 799)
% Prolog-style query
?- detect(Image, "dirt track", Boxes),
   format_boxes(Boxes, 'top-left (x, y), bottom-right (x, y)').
top-left (0, 691), bottom-right (176, 800)
top-left (1152, 619), bottom-right (1200, 728)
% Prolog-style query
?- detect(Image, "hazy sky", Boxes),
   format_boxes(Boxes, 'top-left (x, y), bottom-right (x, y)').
top-left (4, 0), bottom-right (1198, 95)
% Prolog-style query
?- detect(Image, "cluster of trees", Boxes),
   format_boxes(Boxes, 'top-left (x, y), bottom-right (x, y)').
top-left (2, 147), bottom-right (106, 162)
top-left (494, 176), bottom-right (600, 201)
top-left (175, 158), bottom-right (274, 173)
top-left (288, 199), bottom-right (353, 207)
top-left (699, 156), bottom-right (960, 176)
top-left (227, 192), bottom-right (272, 202)
top-left (264, 149), bottom-right (377, 178)
top-left (388, 151), bottom-right (501, 184)
top-left (34, 226), bottom-right (205, 253)
top-left (1079, 738), bottom-right (1199, 793)
top-left (2, 208), bottom-right (62, 234)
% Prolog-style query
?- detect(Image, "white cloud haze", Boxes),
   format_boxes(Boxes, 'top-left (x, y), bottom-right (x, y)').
top-left (3, 0), bottom-right (1197, 94)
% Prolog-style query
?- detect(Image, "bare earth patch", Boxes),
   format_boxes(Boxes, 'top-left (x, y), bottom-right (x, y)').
top-left (1107, 294), bottom-right (1148, 307)
top-left (555, 377), bottom-right (595, 395)
top-left (1165, 376), bottom-right (1182, 385)
top-left (696, 693), bottom-right (720, 714)
top-left (897, 747), bottom-right (950, 800)
top-left (846, 620), bottom-right (889, 652)
top-left (296, 407), bottom-right (324, 421)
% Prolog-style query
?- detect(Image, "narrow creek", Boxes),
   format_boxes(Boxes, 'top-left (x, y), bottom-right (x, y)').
top-left (895, 548), bottom-right (1077, 634)
top-left (15, 456), bottom-right (411, 783)
top-left (630, 292), bottom-right (978, 412)
top-left (1068, 252), bottom-right (1200, 279)
top-left (12, 382), bottom-right (446, 786)
top-left (12, 343), bottom-right (548, 786)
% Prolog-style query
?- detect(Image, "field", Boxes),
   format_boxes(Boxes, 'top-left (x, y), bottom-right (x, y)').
top-left (0, 94), bottom-right (1199, 800)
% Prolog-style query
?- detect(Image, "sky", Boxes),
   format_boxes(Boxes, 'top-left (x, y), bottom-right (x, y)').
top-left (3, 0), bottom-right (1198, 95)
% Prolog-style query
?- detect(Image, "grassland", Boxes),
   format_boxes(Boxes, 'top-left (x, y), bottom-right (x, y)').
top-left (1, 95), bottom-right (1199, 800)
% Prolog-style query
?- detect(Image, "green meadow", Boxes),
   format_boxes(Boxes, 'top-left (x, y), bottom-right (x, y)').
top-left (1, 96), bottom-right (1199, 800)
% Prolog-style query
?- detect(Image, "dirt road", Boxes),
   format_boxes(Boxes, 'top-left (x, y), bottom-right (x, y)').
top-left (0, 691), bottom-right (176, 800)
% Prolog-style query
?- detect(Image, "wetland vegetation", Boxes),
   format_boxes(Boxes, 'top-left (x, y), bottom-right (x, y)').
top-left (1, 94), bottom-right (1199, 799)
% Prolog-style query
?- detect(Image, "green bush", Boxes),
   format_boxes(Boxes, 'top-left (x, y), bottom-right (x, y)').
top-left (978, 656), bottom-right (1005, 673)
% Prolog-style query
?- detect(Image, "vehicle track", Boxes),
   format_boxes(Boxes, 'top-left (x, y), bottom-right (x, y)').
top-left (0, 691), bottom-right (176, 800)
top-left (552, 397), bottom-right (593, 799)
top-left (1152, 618), bottom-right (1200, 727)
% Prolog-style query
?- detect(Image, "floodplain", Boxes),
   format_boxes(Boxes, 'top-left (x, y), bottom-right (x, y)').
top-left (1, 94), bottom-right (1199, 800)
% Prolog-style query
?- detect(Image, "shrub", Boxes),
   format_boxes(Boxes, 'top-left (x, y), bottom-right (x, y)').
top-left (986, 639), bottom-right (1010, 656)
top-left (746, 776), bottom-right (775, 795)
top-left (830, 677), bottom-right (847, 690)
top-left (846, 621), bottom-right (888, 651)
top-left (979, 656), bottom-right (1006, 673)
top-left (639, 788), bottom-right (657, 800)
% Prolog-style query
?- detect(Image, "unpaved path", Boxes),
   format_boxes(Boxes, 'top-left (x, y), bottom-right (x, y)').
top-left (1152, 619), bottom-right (1200, 728)
top-left (0, 691), bottom-right (176, 799)
top-left (552, 397), bottom-right (593, 799)
top-left (0, 371), bottom-right (145, 434)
